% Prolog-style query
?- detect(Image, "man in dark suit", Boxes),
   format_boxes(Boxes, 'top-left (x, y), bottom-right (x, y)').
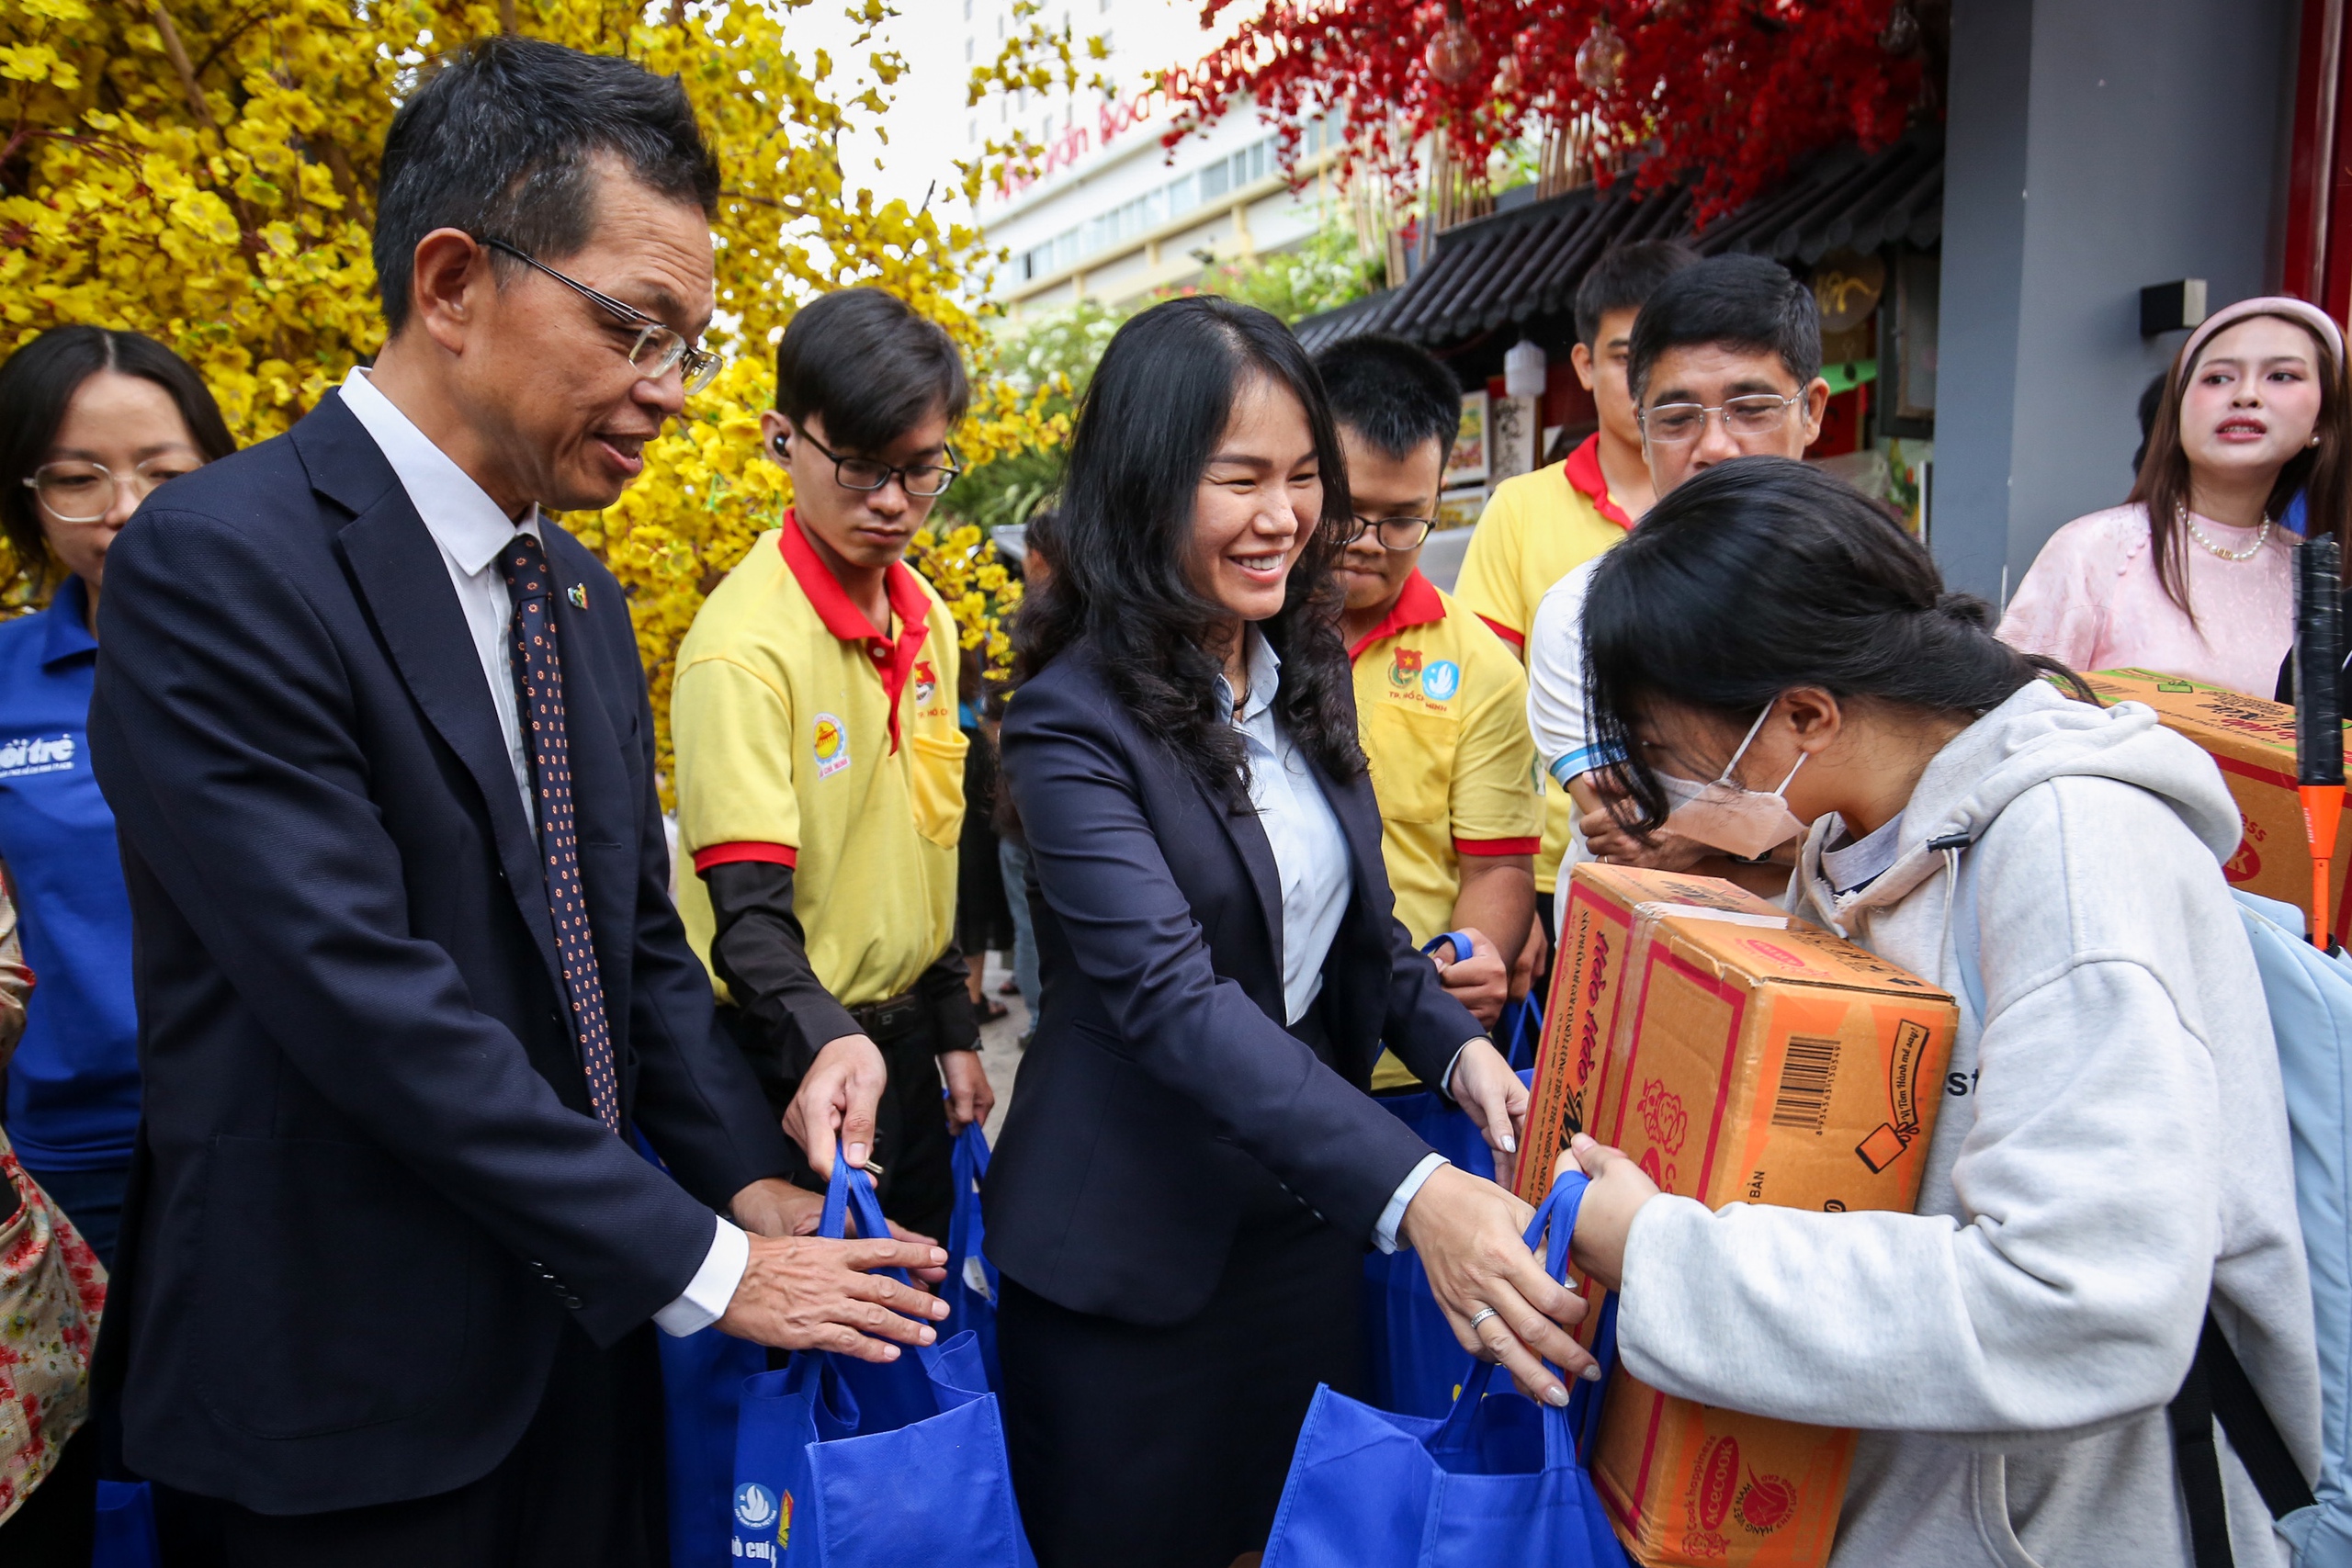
top-left (87, 38), bottom-right (945, 1566)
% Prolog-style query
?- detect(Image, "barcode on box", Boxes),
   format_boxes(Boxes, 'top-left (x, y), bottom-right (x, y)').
top-left (1770, 1036), bottom-right (1840, 1132)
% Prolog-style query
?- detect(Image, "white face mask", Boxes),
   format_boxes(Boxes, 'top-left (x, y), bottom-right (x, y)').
top-left (1659, 704), bottom-right (1810, 860)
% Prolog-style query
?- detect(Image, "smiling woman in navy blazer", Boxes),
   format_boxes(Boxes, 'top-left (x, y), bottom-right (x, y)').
top-left (988, 298), bottom-right (1593, 1566)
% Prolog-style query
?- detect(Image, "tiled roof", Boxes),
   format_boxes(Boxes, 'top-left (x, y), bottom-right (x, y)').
top-left (1295, 124), bottom-right (1943, 354)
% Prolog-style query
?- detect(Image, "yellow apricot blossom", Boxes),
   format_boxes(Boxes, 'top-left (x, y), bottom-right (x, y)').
top-left (0, 0), bottom-right (1074, 786)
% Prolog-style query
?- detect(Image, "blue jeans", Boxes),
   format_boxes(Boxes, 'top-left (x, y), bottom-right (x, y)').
top-left (20, 1160), bottom-right (129, 1271)
top-left (998, 837), bottom-right (1040, 1024)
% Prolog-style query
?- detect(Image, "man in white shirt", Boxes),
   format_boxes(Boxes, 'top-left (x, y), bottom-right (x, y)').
top-left (1525, 254), bottom-right (1829, 910)
top-left (85, 38), bottom-right (944, 1567)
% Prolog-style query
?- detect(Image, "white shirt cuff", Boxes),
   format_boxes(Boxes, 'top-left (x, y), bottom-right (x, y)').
top-left (653, 1214), bottom-right (750, 1337)
top-left (1374, 1152), bottom-right (1449, 1255)
top-left (1440, 1043), bottom-right (1475, 1104)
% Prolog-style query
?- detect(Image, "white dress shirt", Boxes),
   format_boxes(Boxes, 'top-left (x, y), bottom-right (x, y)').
top-left (339, 368), bottom-right (747, 1336)
top-left (1218, 630), bottom-right (1448, 1254)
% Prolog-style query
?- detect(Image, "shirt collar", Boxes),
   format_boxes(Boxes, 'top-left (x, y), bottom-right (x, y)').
top-left (40, 575), bottom-right (96, 668)
top-left (340, 367), bottom-right (539, 572)
top-left (775, 508), bottom-right (933, 751)
top-left (1565, 433), bottom-right (1634, 530)
top-left (1345, 569), bottom-right (1446, 661)
top-left (1216, 626), bottom-right (1283, 729)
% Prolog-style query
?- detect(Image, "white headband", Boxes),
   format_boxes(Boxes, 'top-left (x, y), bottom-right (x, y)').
top-left (2177, 295), bottom-right (2347, 388)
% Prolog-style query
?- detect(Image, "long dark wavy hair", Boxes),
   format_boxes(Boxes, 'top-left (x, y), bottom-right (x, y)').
top-left (1012, 295), bottom-right (1364, 805)
top-left (2132, 309), bottom-right (2352, 623)
top-left (1585, 457), bottom-right (2090, 838)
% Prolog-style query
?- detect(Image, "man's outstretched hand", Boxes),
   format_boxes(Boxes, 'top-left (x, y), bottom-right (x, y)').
top-left (715, 1232), bottom-right (951, 1361)
top-left (729, 1177), bottom-right (947, 1285)
top-left (785, 1033), bottom-right (888, 1176)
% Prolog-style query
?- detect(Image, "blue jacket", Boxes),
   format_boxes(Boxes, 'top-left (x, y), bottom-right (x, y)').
top-left (987, 637), bottom-right (1479, 1325)
top-left (87, 391), bottom-right (794, 1514)
top-left (0, 577), bottom-right (140, 1170)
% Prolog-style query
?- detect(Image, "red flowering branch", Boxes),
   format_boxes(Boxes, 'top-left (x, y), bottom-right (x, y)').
top-left (1166, 0), bottom-right (1933, 223)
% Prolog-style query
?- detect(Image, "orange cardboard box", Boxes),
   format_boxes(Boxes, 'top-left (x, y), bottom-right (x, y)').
top-left (2079, 668), bottom-right (2352, 942)
top-left (1517, 864), bottom-right (1959, 1567)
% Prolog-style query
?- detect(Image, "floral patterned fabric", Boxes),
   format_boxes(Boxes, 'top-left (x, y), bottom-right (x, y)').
top-left (0, 877), bottom-right (106, 1527)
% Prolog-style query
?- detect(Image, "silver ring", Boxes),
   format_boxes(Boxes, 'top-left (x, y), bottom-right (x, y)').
top-left (1468, 1307), bottom-right (1500, 1332)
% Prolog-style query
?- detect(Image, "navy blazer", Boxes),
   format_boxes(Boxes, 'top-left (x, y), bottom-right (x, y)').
top-left (984, 637), bottom-right (1481, 1326)
top-left (86, 391), bottom-right (793, 1514)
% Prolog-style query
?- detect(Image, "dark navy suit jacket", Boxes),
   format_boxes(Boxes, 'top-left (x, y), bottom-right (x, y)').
top-left (86, 391), bottom-right (792, 1514)
top-left (985, 637), bottom-right (1482, 1326)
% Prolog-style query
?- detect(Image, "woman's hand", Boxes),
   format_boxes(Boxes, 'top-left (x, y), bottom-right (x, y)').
top-left (1400, 1164), bottom-right (1594, 1408)
top-left (1446, 1038), bottom-right (1529, 1181)
top-left (1562, 1134), bottom-right (1662, 1292)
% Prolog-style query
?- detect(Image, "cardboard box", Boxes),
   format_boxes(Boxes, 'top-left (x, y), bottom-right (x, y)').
top-left (1518, 864), bottom-right (1959, 1567)
top-left (2079, 668), bottom-right (2352, 942)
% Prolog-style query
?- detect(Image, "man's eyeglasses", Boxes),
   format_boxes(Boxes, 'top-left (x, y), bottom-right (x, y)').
top-left (1638, 393), bottom-right (1804, 446)
top-left (481, 237), bottom-right (723, 394)
top-left (24, 457), bottom-right (200, 524)
top-left (794, 428), bottom-right (962, 499)
top-left (1344, 514), bottom-right (1435, 551)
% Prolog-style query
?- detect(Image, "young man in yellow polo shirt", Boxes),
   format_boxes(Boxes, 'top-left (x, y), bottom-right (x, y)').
top-left (1316, 336), bottom-right (1541, 1091)
top-left (1453, 241), bottom-right (1695, 944)
top-left (671, 288), bottom-right (991, 1241)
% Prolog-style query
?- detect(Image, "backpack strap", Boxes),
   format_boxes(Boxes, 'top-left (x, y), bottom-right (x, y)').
top-left (2171, 1323), bottom-right (2237, 1568)
top-left (2198, 1311), bottom-right (2319, 1520)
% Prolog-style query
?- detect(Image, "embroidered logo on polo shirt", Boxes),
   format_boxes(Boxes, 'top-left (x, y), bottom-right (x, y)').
top-left (1388, 647), bottom-right (1422, 689)
top-left (1419, 660), bottom-right (1462, 703)
top-left (0, 732), bottom-right (75, 779)
top-left (913, 659), bottom-right (938, 706)
top-left (812, 713), bottom-right (850, 779)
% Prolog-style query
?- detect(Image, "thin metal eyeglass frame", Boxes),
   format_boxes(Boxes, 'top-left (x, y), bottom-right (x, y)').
top-left (1637, 392), bottom-right (1805, 446)
top-left (480, 236), bottom-right (722, 393)
top-left (1344, 513), bottom-right (1436, 551)
top-left (23, 459), bottom-right (195, 524)
top-left (793, 427), bottom-right (963, 498)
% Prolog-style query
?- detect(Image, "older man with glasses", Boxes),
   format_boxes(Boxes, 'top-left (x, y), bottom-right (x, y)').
top-left (1314, 336), bottom-right (1541, 1095)
top-left (85, 38), bottom-right (950, 1568)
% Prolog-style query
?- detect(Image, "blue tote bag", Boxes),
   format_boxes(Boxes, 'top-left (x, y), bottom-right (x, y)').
top-left (939, 1121), bottom-right (1001, 1390)
top-left (729, 1154), bottom-right (1035, 1567)
top-left (1362, 1066), bottom-right (1534, 1417)
top-left (1272, 1169), bottom-right (1628, 1568)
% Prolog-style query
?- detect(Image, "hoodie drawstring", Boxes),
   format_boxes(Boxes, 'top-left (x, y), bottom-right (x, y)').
top-left (1928, 831), bottom-right (1973, 1012)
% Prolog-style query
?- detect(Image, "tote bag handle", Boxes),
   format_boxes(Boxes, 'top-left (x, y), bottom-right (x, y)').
top-left (1429, 1168), bottom-right (1616, 1469)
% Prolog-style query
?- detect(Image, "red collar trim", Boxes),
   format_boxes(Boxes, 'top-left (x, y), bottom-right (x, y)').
top-left (1565, 434), bottom-right (1634, 530)
top-left (776, 510), bottom-right (933, 751)
top-left (1347, 569), bottom-right (1448, 660)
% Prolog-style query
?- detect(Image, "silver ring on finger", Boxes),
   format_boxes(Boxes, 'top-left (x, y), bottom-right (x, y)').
top-left (1468, 1306), bottom-right (1500, 1332)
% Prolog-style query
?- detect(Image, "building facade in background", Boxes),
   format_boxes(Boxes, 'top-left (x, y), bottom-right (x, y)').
top-left (964, 0), bottom-right (1347, 313)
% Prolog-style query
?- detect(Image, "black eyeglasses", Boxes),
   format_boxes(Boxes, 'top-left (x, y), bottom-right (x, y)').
top-left (1344, 513), bottom-right (1436, 551)
top-left (480, 237), bottom-right (723, 394)
top-left (793, 427), bottom-right (962, 498)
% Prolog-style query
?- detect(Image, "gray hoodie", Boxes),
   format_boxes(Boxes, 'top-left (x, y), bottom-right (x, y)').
top-left (1614, 680), bottom-right (2322, 1567)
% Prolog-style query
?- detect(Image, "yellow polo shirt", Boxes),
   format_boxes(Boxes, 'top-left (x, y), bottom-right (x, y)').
top-left (1452, 434), bottom-right (1633, 894)
top-left (1351, 570), bottom-right (1542, 1089)
top-left (672, 513), bottom-right (967, 1010)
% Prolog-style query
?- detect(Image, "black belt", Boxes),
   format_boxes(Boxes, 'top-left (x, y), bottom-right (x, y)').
top-left (850, 989), bottom-right (932, 1044)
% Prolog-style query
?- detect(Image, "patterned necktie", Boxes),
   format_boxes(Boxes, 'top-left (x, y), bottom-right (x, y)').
top-left (500, 533), bottom-right (622, 1134)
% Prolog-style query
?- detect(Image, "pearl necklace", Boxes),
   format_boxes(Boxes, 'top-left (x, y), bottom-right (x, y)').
top-left (2180, 507), bottom-right (2272, 562)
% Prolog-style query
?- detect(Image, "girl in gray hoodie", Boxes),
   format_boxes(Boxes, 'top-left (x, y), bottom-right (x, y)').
top-left (1562, 457), bottom-right (2321, 1568)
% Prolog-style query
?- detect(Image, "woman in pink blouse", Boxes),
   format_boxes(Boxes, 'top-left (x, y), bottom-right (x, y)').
top-left (2000, 296), bottom-right (2351, 695)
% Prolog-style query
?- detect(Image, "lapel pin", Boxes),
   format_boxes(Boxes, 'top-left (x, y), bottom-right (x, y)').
top-left (567, 584), bottom-right (588, 610)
